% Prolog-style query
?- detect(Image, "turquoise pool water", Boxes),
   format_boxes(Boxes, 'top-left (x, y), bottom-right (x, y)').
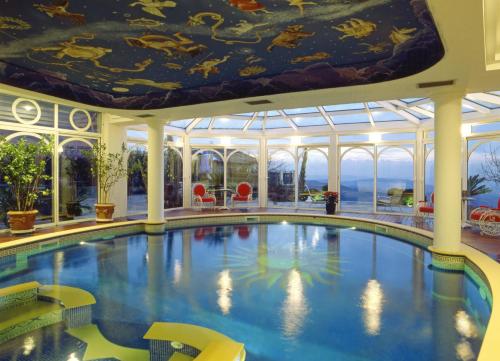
top-left (0, 223), bottom-right (492, 361)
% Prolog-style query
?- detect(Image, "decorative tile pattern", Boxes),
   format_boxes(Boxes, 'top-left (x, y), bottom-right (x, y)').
top-left (150, 339), bottom-right (200, 361)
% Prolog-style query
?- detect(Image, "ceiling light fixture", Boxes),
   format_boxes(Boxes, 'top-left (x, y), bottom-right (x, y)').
top-left (369, 133), bottom-right (382, 143)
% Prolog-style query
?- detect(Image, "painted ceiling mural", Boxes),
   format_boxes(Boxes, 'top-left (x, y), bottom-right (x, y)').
top-left (0, 0), bottom-right (444, 110)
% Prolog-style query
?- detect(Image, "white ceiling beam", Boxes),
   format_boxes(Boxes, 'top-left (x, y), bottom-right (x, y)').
top-left (377, 101), bottom-right (420, 125)
top-left (317, 106), bottom-right (335, 129)
top-left (403, 98), bottom-right (432, 107)
top-left (467, 93), bottom-right (500, 105)
top-left (390, 100), bottom-right (434, 118)
top-left (462, 99), bottom-right (491, 113)
top-left (278, 110), bottom-right (298, 131)
top-left (207, 117), bottom-right (216, 130)
top-left (186, 117), bottom-right (203, 133)
top-left (243, 112), bottom-right (258, 132)
top-left (364, 103), bottom-right (375, 127)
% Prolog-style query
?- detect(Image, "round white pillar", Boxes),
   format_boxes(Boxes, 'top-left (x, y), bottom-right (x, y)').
top-left (433, 92), bottom-right (463, 253)
top-left (147, 120), bottom-right (165, 224)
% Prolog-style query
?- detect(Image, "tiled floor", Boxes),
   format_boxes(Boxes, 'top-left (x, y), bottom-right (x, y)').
top-left (0, 208), bottom-right (499, 262)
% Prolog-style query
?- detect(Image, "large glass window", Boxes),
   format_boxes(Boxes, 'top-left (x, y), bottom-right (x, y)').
top-left (268, 150), bottom-right (295, 207)
top-left (192, 150), bottom-right (224, 206)
top-left (467, 140), bottom-right (500, 213)
top-left (424, 145), bottom-right (434, 203)
top-left (0, 134), bottom-right (53, 228)
top-left (340, 147), bottom-right (374, 211)
top-left (376, 146), bottom-right (414, 213)
top-left (127, 145), bottom-right (147, 214)
top-left (227, 150), bottom-right (259, 206)
top-left (164, 146), bottom-right (183, 209)
top-left (297, 148), bottom-right (328, 208)
top-left (59, 139), bottom-right (96, 221)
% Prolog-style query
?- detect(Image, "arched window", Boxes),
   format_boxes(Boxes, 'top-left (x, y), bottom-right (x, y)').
top-left (340, 147), bottom-right (374, 211)
top-left (59, 138), bottom-right (96, 220)
top-left (467, 140), bottom-right (500, 212)
top-left (297, 148), bottom-right (328, 208)
top-left (227, 151), bottom-right (258, 206)
top-left (268, 150), bottom-right (295, 207)
top-left (376, 146), bottom-right (414, 213)
top-left (192, 150), bottom-right (224, 206)
top-left (164, 146), bottom-right (183, 209)
top-left (128, 144), bottom-right (147, 214)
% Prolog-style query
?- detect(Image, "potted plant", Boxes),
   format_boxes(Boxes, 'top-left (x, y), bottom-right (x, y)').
top-left (0, 136), bottom-right (53, 234)
top-left (84, 142), bottom-right (127, 222)
top-left (323, 191), bottom-right (338, 215)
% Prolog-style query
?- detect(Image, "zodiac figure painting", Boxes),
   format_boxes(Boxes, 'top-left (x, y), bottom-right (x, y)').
top-left (124, 33), bottom-right (207, 58)
top-left (229, 20), bottom-right (268, 36)
top-left (32, 33), bottom-right (153, 73)
top-left (288, 0), bottom-right (317, 15)
top-left (127, 17), bottom-right (164, 29)
top-left (188, 12), bottom-right (264, 45)
top-left (267, 25), bottom-right (315, 52)
top-left (291, 52), bottom-right (330, 64)
top-left (116, 78), bottom-right (182, 90)
top-left (129, 0), bottom-right (177, 19)
top-left (0, 16), bottom-right (31, 30)
top-left (188, 56), bottom-right (231, 79)
top-left (239, 65), bottom-right (266, 77)
top-left (228, 0), bottom-right (270, 14)
top-left (34, 0), bottom-right (85, 25)
top-left (333, 18), bottom-right (376, 40)
top-left (390, 27), bottom-right (417, 45)
top-left (356, 42), bottom-right (390, 54)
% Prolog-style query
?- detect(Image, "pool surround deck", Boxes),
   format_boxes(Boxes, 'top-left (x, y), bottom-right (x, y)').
top-left (0, 209), bottom-right (498, 361)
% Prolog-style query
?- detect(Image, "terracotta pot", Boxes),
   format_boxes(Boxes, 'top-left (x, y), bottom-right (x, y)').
top-left (95, 203), bottom-right (115, 222)
top-left (7, 210), bottom-right (38, 234)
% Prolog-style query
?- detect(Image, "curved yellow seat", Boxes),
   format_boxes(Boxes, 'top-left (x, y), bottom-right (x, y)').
top-left (144, 322), bottom-right (246, 361)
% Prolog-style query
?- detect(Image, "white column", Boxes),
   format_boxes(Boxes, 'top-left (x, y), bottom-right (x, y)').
top-left (183, 135), bottom-right (192, 208)
top-left (433, 92), bottom-right (463, 253)
top-left (415, 129), bottom-right (425, 209)
top-left (328, 134), bottom-right (338, 192)
top-left (101, 114), bottom-right (128, 218)
top-left (259, 136), bottom-right (267, 208)
top-left (147, 120), bottom-right (165, 223)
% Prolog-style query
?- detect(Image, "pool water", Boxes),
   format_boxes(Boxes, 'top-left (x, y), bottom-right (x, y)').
top-left (0, 223), bottom-right (492, 361)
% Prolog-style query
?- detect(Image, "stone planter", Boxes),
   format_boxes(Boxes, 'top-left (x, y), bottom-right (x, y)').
top-left (7, 210), bottom-right (38, 234)
top-left (95, 203), bottom-right (115, 222)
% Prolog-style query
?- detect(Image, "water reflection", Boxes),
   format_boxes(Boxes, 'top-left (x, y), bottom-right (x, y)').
top-left (217, 269), bottom-right (233, 315)
top-left (282, 269), bottom-right (309, 338)
top-left (361, 279), bottom-right (384, 335)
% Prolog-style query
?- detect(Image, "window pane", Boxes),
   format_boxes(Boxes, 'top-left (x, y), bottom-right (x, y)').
top-left (292, 116), bottom-right (327, 127)
top-left (340, 147), bottom-right (374, 211)
top-left (227, 151), bottom-right (258, 207)
top-left (298, 149), bottom-right (328, 209)
top-left (268, 150), bottom-right (295, 207)
top-left (467, 140), bottom-right (500, 215)
top-left (164, 147), bottom-right (183, 209)
top-left (332, 113), bottom-right (370, 124)
top-left (424, 145), bottom-right (434, 202)
top-left (127, 145), bottom-right (147, 214)
top-left (59, 139), bottom-right (96, 221)
top-left (376, 147), bottom-right (414, 213)
top-left (192, 150), bottom-right (224, 206)
top-left (323, 103), bottom-right (364, 111)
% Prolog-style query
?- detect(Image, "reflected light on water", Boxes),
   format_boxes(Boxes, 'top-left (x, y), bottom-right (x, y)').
top-left (456, 340), bottom-right (475, 361)
top-left (217, 269), bottom-right (233, 315)
top-left (311, 228), bottom-right (320, 249)
top-left (455, 310), bottom-right (478, 339)
top-left (173, 259), bottom-right (182, 285)
top-left (282, 269), bottom-right (309, 338)
top-left (361, 279), bottom-right (385, 336)
top-left (22, 336), bottom-right (35, 356)
top-left (67, 353), bottom-right (80, 361)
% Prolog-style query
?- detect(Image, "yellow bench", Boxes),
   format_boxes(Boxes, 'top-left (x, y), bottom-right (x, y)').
top-left (144, 322), bottom-right (245, 361)
top-left (0, 281), bottom-right (96, 342)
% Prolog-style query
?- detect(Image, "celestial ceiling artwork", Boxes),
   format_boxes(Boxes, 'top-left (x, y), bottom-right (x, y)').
top-left (0, 0), bottom-right (444, 110)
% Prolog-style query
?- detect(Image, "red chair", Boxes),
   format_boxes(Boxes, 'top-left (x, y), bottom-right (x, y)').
top-left (192, 183), bottom-right (216, 209)
top-left (470, 197), bottom-right (500, 236)
top-left (231, 182), bottom-right (253, 207)
top-left (417, 192), bottom-right (434, 217)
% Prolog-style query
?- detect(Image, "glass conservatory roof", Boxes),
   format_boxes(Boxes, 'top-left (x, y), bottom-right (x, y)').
top-left (164, 92), bottom-right (500, 134)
